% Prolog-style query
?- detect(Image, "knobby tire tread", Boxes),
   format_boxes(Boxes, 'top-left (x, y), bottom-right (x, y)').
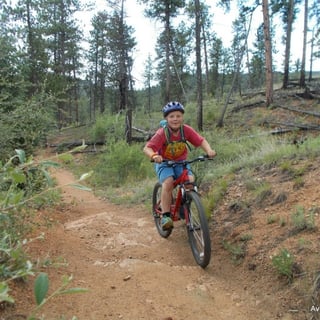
top-left (152, 182), bottom-right (172, 238)
top-left (186, 191), bottom-right (211, 268)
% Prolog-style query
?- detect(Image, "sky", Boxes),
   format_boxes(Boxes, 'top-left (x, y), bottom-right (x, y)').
top-left (78, 0), bottom-right (319, 89)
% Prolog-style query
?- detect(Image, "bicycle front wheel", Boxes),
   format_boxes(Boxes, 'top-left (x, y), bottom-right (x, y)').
top-left (185, 191), bottom-right (211, 268)
top-left (152, 182), bottom-right (172, 238)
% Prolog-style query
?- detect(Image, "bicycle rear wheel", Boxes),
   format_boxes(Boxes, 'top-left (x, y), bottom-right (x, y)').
top-left (152, 182), bottom-right (172, 238)
top-left (185, 191), bottom-right (211, 268)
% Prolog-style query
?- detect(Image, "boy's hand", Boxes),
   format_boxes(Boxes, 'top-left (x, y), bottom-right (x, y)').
top-left (207, 149), bottom-right (217, 158)
top-left (152, 154), bottom-right (163, 163)
top-left (200, 140), bottom-right (216, 159)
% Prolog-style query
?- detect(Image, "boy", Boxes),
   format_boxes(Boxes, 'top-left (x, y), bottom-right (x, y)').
top-left (143, 101), bottom-right (216, 230)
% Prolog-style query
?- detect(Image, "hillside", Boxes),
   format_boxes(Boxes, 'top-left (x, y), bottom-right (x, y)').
top-left (2, 90), bottom-right (320, 320)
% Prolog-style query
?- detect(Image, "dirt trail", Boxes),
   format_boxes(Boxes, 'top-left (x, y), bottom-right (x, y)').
top-left (5, 167), bottom-right (295, 320)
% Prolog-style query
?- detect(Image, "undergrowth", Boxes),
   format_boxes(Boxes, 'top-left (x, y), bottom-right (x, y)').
top-left (0, 148), bottom-right (90, 313)
top-left (0, 150), bottom-right (60, 304)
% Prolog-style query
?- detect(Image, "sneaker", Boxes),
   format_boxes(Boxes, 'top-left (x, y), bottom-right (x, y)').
top-left (161, 215), bottom-right (173, 230)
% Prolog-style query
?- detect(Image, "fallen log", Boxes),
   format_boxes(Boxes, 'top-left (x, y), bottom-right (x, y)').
top-left (70, 149), bottom-right (104, 154)
top-left (274, 104), bottom-right (320, 117)
top-left (132, 126), bottom-right (152, 135)
top-left (263, 121), bottom-right (320, 131)
top-left (231, 100), bottom-right (265, 112)
top-left (132, 126), bottom-right (154, 140)
top-left (131, 136), bottom-right (147, 142)
top-left (48, 140), bottom-right (105, 148)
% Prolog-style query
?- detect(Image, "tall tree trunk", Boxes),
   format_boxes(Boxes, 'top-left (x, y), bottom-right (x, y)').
top-left (72, 65), bottom-right (79, 123)
top-left (93, 43), bottom-right (98, 118)
top-left (299, 0), bottom-right (308, 88)
top-left (262, 0), bottom-right (273, 106)
top-left (99, 74), bottom-right (105, 114)
top-left (26, 0), bottom-right (37, 95)
top-left (195, 0), bottom-right (203, 131)
top-left (119, 0), bottom-right (128, 111)
top-left (201, 22), bottom-right (210, 96)
top-left (308, 28), bottom-right (315, 82)
top-left (165, 2), bottom-right (171, 102)
top-left (217, 9), bottom-right (254, 127)
top-left (118, 0), bottom-right (131, 143)
top-left (282, 0), bottom-right (294, 89)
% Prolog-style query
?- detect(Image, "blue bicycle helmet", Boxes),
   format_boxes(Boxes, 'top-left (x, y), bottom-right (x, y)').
top-left (162, 101), bottom-right (185, 117)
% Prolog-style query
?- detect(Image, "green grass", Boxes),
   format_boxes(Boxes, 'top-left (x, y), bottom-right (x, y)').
top-left (60, 106), bottom-right (320, 215)
top-left (222, 240), bottom-right (246, 264)
top-left (291, 205), bottom-right (316, 232)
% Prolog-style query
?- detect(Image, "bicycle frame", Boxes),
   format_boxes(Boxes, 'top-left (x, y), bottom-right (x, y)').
top-left (170, 164), bottom-right (193, 223)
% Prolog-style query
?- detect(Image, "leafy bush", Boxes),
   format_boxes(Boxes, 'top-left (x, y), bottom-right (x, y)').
top-left (93, 140), bottom-right (153, 187)
top-left (28, 273), bottom-right (87, 319)
top-left (0, 231), bottom-right (33, 281)
top-left (272, 248), bottom-right (295, 283)
top-left (90, 113), bottom-right (125, 143)
top-left (0, 99), bottom-right (54, 162)
top-left (0, 150), bottom-right (60, 303)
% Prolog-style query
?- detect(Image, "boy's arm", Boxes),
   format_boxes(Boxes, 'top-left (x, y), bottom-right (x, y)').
top-left (143, 146), bottom-right (163, 163)
top-left (143, 146), bottom-right (156, 159)
top-left (143, 129), bottom-right (164, 163)
top-left (200, 139), bottom-right (216, 158)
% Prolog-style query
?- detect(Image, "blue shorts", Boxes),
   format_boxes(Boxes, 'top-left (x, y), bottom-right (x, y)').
top-left (155, 162), bottom-right (193, 183)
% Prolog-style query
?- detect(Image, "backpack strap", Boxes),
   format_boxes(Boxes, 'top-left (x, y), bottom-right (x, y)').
top-left (164, 125), bottom-right (192, 151)
top-left (164, 125), bottom-right (171, 144)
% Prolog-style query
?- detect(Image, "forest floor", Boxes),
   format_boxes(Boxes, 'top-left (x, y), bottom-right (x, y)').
top-left (2, 94), bottom-right (320, 320)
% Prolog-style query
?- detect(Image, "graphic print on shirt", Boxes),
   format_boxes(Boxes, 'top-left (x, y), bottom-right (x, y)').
top-left (163, 141), bottom-right (187, 159)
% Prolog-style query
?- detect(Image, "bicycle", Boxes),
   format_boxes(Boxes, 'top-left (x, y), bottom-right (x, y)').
top-left (152, 155), bottom-right (213, 268)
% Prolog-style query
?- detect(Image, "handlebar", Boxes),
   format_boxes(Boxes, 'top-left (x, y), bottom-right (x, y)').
top-left (151, 155), bottom-right (214, 165)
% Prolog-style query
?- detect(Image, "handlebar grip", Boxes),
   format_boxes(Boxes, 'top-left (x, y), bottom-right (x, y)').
top-left (203, 154), bottom-right (215, 160)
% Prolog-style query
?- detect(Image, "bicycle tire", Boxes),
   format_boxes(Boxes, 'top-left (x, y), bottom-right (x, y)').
top-left (152, 182), bottom-right (173, 238)
top-left (185, 191), bottom-right (211, 268)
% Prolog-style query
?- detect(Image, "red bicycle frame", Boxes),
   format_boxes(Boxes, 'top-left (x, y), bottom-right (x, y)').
top-left (169, 163), bottom-right (194, 223)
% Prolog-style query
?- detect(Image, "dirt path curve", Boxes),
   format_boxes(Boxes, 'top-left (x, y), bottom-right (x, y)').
top-left (16, 167), bottom-right (282, 320)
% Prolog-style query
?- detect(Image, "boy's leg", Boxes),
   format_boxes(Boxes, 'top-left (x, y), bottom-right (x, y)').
top-left (160, 177), bottom-right (174, 229)
top-left (155, 163), bottom-right (174, 212)
top-left (161, 176), bottom-right (174, 213)
top-left (155, 163), bottom-right (174, 229)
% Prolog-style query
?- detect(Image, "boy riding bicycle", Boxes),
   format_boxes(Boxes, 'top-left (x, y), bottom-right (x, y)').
top-left (143, 101), bottom-right (216, 230)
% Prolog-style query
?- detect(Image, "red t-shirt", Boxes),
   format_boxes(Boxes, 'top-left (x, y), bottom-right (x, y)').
top-left (146, 124), bottom-right (204, 160)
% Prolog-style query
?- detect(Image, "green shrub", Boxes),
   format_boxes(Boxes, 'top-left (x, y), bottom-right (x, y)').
top-left (93, 141), bottom-right (153, 187)
top-left (28, 273), bottom-right (87, 319)
top-left (239, 233), bottom-right (253, 241)
top-left (0, 99), bottom-right (53, 162)
top-left (90, 113), bottom-right (125, 143)
top-left (222, 240), bottom-right (246, 264)
top-left (0, 231), bottom-right (33, 281)
top-left (293, 176), bottom-right (304, 189)
top-left (267, 213), bottom-right (278, 224)
top-left (291, 205), bottom-right (315, 232)
top-left (272, 248), bottom-right (295, 283)
top-left (254, 182), bottom-right (272, 206)
top-left (0, 150), bottom-right (61, 303)
top-left (203, 178), bottom-right (228, 215)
